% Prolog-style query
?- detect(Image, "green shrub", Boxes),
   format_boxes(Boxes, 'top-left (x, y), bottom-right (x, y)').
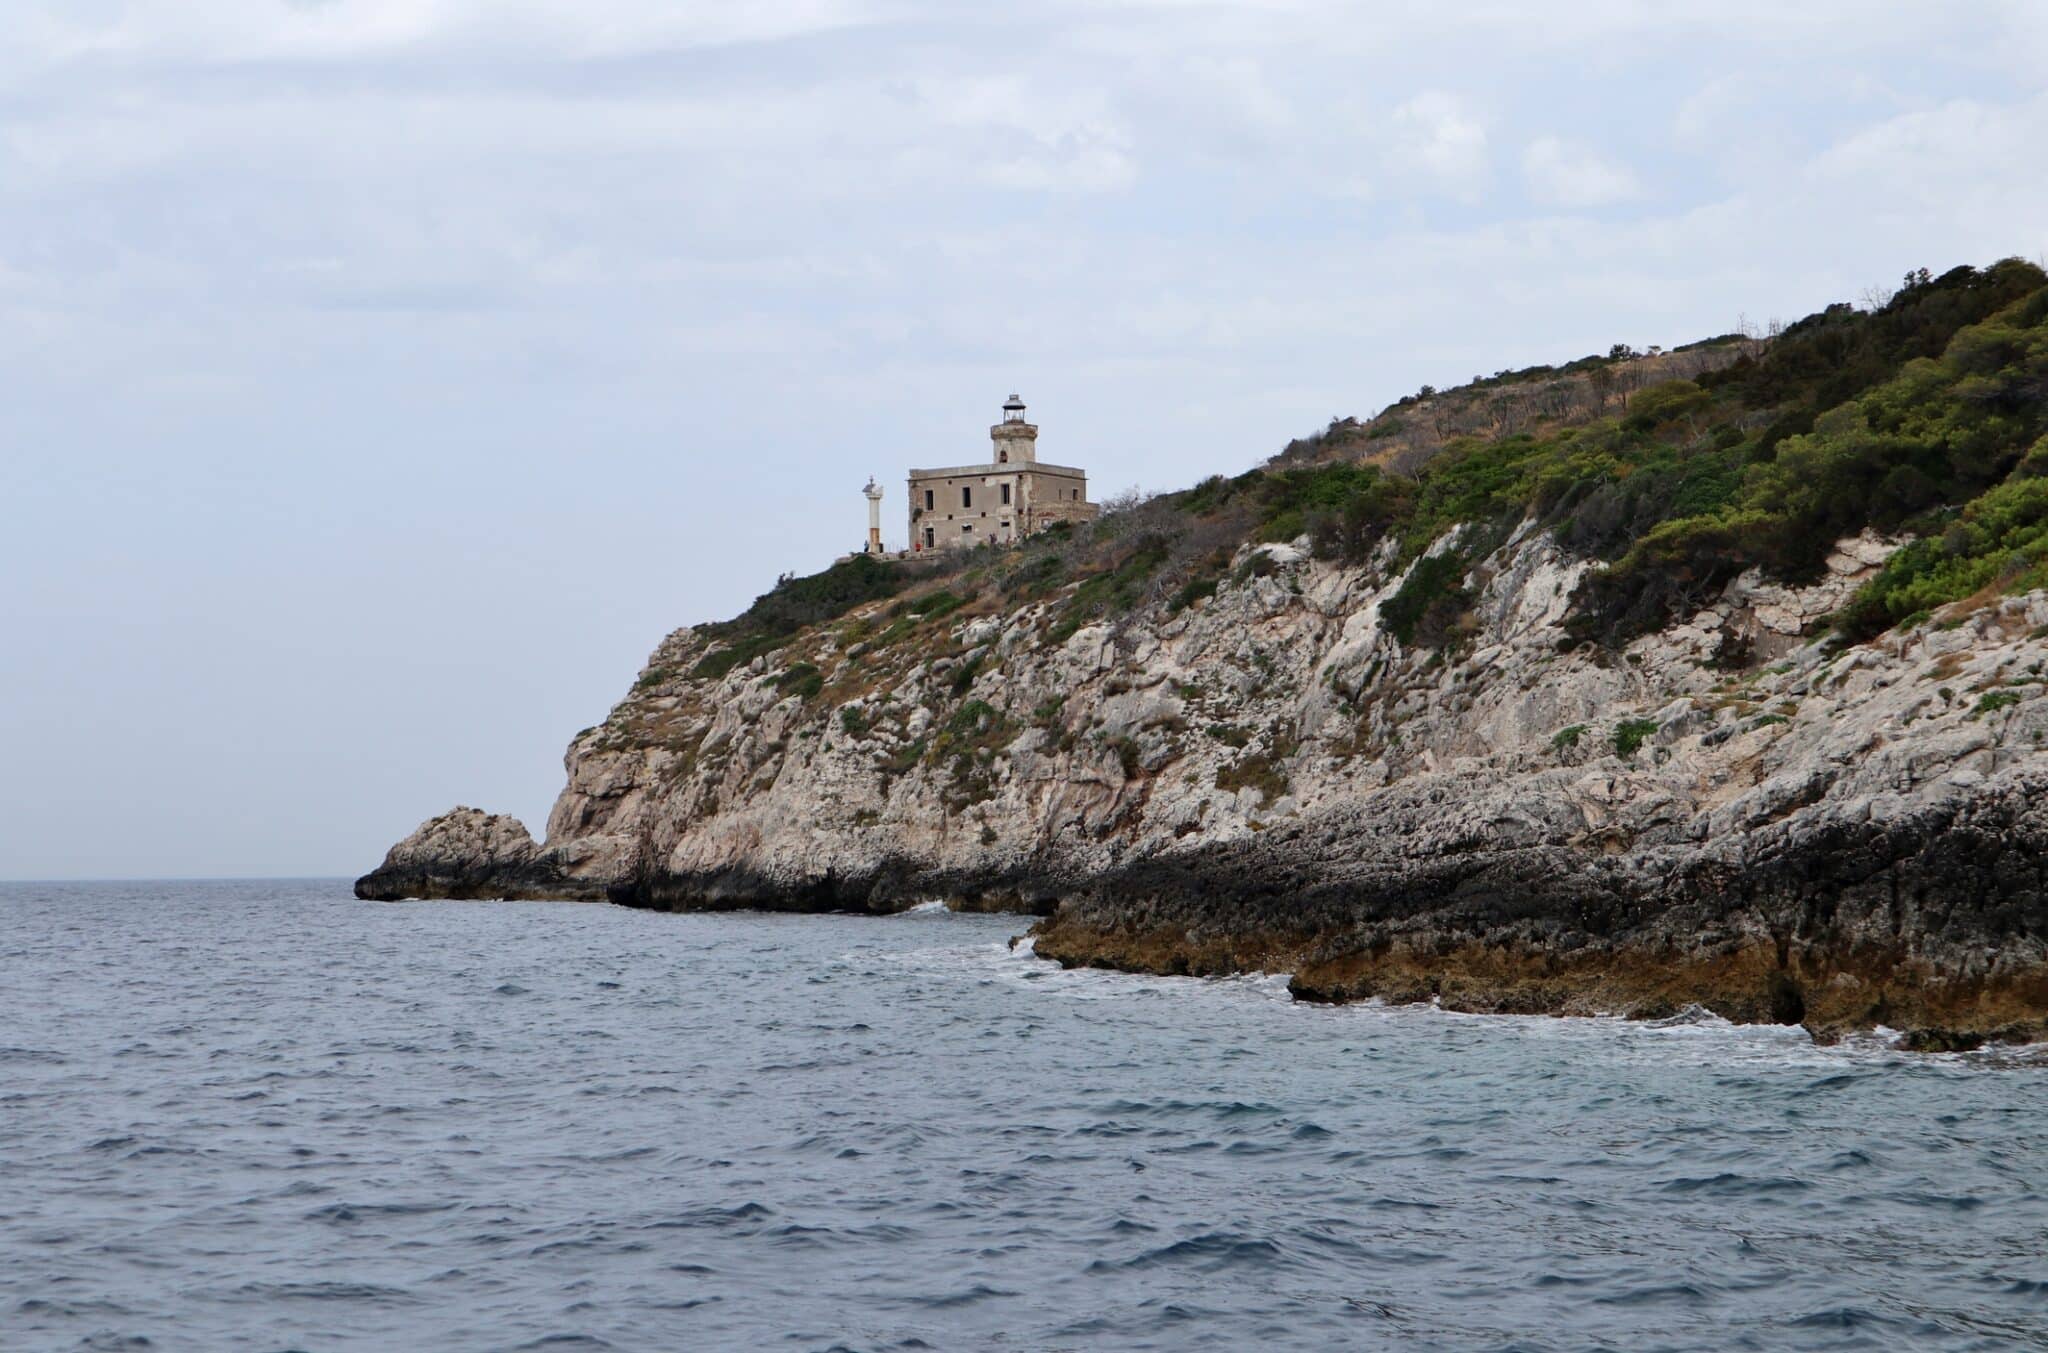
top-left (878, 737), bottom-right (927, 777)
top-left (774, 663), bottom-right (824, 700)
top-left (1973, 690), bottom-right (2023, 718)
top-left (690, 630), bottom-right (787, 681)
top-left (1207, 723), bottom-right (1253, 748)
top-left (1621, 379), bottom-right (1712, 431)
top-left (1168, 577), bottom-right (1220, 614)
top-left (1551, 724), bottom-right (1586, 752)
top-left (1613, 718), bottom-right (1659, 758)
top-left (1174, 470), bottom-right (1262, 516)
top-left (1379, 550), bottom-right (1474, 647)
top-left (1046, 535), bottom-right (1172, 642)
top-left (929, 700), bottom-right (1014, 808)
top-left (1835, 476), bottom-right (2048, 639)
top-left (702, 553), bottom-right (911, 644)
top-left (907, 589), bottom-right (970, 620)
top-left (1233, 551), bottom-right (1280, 584)
top-left (1104, 735), bottom-right (1143, 778)
top-left (1302, 466), bottom-right (1415, 564)
top-left (1215, 751), bottom-right (1289, 805)
top-left (999, 551), bottom-right (1066, 598)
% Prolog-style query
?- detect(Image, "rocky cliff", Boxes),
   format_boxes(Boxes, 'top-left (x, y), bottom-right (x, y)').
top-left (359, 520), bottom-right (2048, 1046)
top-left (360, 260), bottom-right (2048, 1045)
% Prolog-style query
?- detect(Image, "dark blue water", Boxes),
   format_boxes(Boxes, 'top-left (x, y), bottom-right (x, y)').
top-left (4, 880), bottom-right (2047, 1351)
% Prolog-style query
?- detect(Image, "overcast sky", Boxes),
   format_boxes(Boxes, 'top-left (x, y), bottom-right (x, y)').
top-left (4, 2), bottom-right (2046, 880)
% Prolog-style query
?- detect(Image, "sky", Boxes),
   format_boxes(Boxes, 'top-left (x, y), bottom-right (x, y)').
top-left (4, 1), bottom-right (2046, 880)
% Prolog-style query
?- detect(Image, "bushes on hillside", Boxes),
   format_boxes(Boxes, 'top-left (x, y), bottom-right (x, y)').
top-left (704, 555), bottom-right (913, 642)
top-left (676, 258), bottom-right (2048, 679)
top-left (1834, 475), bottom-right (2048, 639)
top-left (1575, 265), bottom-right (2048, 642)
top-left (1379, 550), bottom-right (1475, 647)
top-left (691, 553), bottom-right (935, 678)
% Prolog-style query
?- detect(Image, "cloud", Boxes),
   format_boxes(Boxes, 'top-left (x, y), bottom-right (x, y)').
top-left (1521, 136), bottom-right (1642, 208)
top-left (7, 0), bottom-right (893, 66)
top-left (906, 74), bottom-right (1136, 193)
top-left (1385, 91), bottom-right (1490, 200)
top-left (1808, 94), bottom-right (2048, 194)
top-left (8, 0), bottom-right (2048, 875)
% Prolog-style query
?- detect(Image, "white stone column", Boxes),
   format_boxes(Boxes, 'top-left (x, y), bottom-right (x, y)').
top-left (863, 478), bottom-right (885, 553)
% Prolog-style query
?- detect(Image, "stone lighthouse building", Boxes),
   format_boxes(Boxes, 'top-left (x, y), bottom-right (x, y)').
top-left (906, 395), bottom-right (1097, 553)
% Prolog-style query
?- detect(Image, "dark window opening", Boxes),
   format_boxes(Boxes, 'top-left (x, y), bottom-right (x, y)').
top-left (924, 489), bottom-right (934, 510)
top-left (1000, 483), bottom-right (1012, 505)
top-left (924, 527), bottom-right (935, 548)
top-left (962, 487), bottom-right (973, 508)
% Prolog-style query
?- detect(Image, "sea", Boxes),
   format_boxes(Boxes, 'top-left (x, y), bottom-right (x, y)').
top-left (3, 879), bottom-right (2046, 1352)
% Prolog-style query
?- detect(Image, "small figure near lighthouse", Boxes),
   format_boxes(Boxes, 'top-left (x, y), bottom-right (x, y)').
top-left (862, 477), bottom-right (885, 555)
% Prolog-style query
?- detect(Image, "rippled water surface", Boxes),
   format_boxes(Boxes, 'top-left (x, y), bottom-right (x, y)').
top-left (5, 880), bottom-right (2048, 1351)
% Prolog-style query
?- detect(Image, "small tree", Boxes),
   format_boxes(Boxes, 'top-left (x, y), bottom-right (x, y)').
top-left (1587, 364), bottom-right (1616, 412)
top-left (1097, 485), bottom-right (1152, 517)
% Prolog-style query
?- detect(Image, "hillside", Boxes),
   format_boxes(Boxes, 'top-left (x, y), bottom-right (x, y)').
top-left (361, 259), bottom-right (2048, 1047)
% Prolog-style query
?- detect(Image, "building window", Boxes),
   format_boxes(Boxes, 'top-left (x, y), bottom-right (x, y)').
top-left (962, 523), bottom-right (974, 535)
top-left (1000, 483), bottom-right (1012, 506)
top-left (998, 450), bottom-right (1008, 463)
top-left (924, 527), bottom-right (935, 548)
top-left (962, 486), bottom-right (973, 508)
top-left (924, 489), bottom-right (934, 510)
top-left (1071, 489), bottom-right (1078, 500)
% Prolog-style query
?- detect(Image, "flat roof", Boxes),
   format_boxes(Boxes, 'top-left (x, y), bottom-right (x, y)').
top-left (906, 461), bottom-right (1088, 478)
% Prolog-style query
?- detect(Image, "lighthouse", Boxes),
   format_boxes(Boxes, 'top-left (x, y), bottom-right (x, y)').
top-left (905, 395), bottom-right (1097, 553)
top-left (862, 477), bottom-right (885, 554)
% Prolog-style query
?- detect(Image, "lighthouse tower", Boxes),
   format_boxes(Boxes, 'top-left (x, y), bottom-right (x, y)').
top-left (862, 477), bottom-right (885, 554)
top-left (991, 393), bottom-right (1036, 465)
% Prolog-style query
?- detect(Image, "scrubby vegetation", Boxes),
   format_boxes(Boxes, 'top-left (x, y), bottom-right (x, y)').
top-left (684, 258), bottom-right (2047, 679)
top-left (774, 663), bottom-right (824, 700)
top-left (1378, 549), bottom-right (1475, 648)
top-left (1832, 473), bottom-right (2048, 640)
top-left (928, 700), bottom-right (1013, 809)
top-left (1612, 718), bottom-right (1660, 759)
top-left (1973, 690), bottom-right (2024, 718)
top-left (1577, 261), bottom-right (2048, 640)
top-left (693, 554), bottom-right (924, 678)
top-left (1215, 750), bottom-right (1289, 805)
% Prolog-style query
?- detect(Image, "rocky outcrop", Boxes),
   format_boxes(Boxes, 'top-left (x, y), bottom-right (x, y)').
top-left (354, 807), bottom-right (602, 901)
top-left (360, 524), bottom-right (2048, 1042)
